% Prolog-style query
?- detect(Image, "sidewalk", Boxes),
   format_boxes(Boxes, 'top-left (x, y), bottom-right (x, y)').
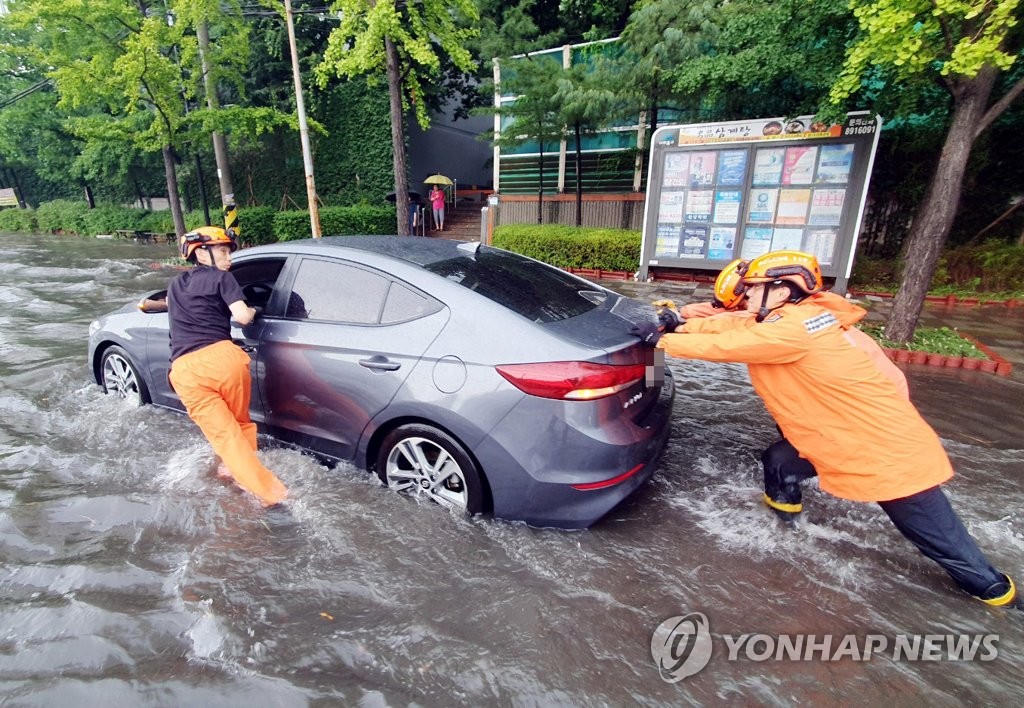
top-left (599, 280), bottom-right (1024, 383)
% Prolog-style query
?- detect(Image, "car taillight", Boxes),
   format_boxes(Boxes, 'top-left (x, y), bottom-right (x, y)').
top-left (495, 361), bottom-right (647, 400)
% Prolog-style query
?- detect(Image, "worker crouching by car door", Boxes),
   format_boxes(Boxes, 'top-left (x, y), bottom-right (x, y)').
top-left (168, 226), bottom-right (288, 507)
top-left (632, 250), bottom-right (1018, 609)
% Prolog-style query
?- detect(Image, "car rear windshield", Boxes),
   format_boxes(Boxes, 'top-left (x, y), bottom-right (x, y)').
top-left (424, 250), bottom-right (605, 323)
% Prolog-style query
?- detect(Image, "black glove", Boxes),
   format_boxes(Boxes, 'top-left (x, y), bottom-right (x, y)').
top-left (656, 307), bottom-right (683, 332)
top-left (630, 321), bottom-right (662, 347)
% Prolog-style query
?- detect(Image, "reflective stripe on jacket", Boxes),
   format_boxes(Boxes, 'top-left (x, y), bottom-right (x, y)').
top-left (658, 298), bottom-right (952, 502)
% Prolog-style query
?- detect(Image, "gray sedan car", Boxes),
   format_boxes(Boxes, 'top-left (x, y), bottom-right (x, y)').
top-left (88, 236), bottom-right (674, 528)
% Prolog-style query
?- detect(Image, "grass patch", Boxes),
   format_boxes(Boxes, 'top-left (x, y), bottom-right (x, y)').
top-left (858, 323), bottom-right (987, 358)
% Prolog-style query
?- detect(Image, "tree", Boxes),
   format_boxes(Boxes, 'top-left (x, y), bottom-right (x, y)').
top-left (829, 0), bottom-right (1024, 342)
top-left (552, 61), bottom-right (622, 225)
top-left (316, 0), bottom-right (479, 236)
top-left (492, 54), bottom-right (564, 222)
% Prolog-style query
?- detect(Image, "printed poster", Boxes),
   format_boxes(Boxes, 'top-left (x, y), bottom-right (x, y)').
top-left (685, 190), bottom-right (714, 221)
top-left (663, 153), bottom-right (690, 187)
top-left (816, 144), bottom-right (854, 184)
top-left (776, 189), bottom-right (811, 225)
top-left (708, 227), bottom-right (737, 260)
top-left (782, 146), bottom-right (818, 185)
top-left (808, 188), bottom-right (846, 226)
top-left (681, 226), bottom-right (709, 258)
top-left (752, 148), bottom-right (785, 185)
top-left (740, 227), bottom-right (773, 259)
top-left (655, 224), bottom-right (682, 258)
top-left (658, 191), bottom-right (686, 223)
top-left (805, 229), bottom-right (837, 265)
top-left (747, 188), bottom-right (778, 223)
top-left (718, 150), bottom-right (748, 186)
top-left (771, 228), bottom-right (804, 251)
top-left (712, 191), bottom-right (742, 224)
top-left (689, 152), bottom-right (717, 187)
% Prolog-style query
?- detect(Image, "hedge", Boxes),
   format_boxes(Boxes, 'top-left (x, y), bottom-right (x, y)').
top-left (492, 224), bottom-right (642, 272)
top-left (273, 205), bottom-right (396, 241)
top-left (0, 207), bottom-right (37, 233)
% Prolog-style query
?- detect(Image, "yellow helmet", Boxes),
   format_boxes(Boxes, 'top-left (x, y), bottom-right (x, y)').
top-left (180, 226), bottom-right (238, 262)
top-left (713, 259), bottom-right (749, 310)
top-left (743, 250), bottom-right (823, 295)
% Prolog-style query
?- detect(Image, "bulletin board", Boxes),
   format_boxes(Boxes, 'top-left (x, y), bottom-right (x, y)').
top-left (637, 113), bottom-right (882, 293)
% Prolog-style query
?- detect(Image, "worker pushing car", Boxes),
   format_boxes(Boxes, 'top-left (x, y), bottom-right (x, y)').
top-left (632, 250), bottom-right (1018, 608)
top-left (167, 226), bottom-right (288, 507)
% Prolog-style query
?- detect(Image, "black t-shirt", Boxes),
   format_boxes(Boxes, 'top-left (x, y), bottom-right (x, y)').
top-left (168, 266), bottom-right (246, 361)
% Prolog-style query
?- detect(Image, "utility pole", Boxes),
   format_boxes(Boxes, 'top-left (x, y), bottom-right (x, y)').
top-left (284, 0), bottom-right (321, 238)
top-left (197, 21), bottom-right (238, 236)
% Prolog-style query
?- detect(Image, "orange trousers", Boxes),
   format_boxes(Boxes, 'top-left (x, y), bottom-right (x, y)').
top-left (169, 340), bottom-right (287, 506)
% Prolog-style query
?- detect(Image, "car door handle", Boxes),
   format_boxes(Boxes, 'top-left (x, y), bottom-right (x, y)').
top-left (359, 357), bottom-right (400, 371)
top-left (233, 339), bottom-right (256, 353)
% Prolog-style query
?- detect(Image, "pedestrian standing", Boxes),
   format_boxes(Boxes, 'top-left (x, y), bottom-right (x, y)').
top-left (168, 226), bottom-right (288, 507)
top-left (430, 185), bottom-right (445, 231)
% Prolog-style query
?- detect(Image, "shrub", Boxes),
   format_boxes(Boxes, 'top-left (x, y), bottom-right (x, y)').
top-left (238, 206), bottom-right (276, 245)
top-left (0, 207), bottom-right (37, 233)
top-left (81, 205), bottom-right (147, 236)
top-left (492, 224), bottom-right (642, 272)
top-left (137, 210), bottom-right (175, 233)
top-left (273, 205), bottom-right (396, 241)
top-left (36, 199), bottom-right (91, 234)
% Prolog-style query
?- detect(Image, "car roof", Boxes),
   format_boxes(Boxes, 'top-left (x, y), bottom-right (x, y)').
top-left (242, 236), bottom-right (479, 268)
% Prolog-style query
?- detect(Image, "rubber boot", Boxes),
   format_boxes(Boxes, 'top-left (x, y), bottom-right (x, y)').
top-left (763, 493), bottom-right (801, 529)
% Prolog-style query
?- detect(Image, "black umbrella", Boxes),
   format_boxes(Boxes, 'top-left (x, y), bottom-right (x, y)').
top-left (386, 190), bottom-right (423, 203)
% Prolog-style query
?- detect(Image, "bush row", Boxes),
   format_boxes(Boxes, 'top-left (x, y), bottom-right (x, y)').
top-left (2, 200), bottom-right (396, 243)
top-left (492, 224), bottom-right (641, 272)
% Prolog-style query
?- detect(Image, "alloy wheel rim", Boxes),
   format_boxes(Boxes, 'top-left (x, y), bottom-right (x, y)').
top-left (384, 436), bottom-right (468, 510)
top-left (103, 354), bottom-right (140, 402)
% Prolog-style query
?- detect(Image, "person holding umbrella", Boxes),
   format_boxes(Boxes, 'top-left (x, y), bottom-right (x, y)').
top-left (429, 184), bottom-right (445, 231)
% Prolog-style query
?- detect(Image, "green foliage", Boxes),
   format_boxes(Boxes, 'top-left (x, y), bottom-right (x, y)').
top-left (0, 208), bottom-right (38, 233)
top-left (137, 210), bottom-right (175, 233)
top-left (493, 224), bottom-right (641, 271)
top-left (852, 241), bottom-right (1024, 297)
top-left (238, 206), bottom-right (276, 245)
top-left (273, 205), bottom-right (397, 241)
top-left (35, 199), bottom-right (90, 234)
top-left (858, 323), bottom-right (987, 358)
top-left (80, 204), bottom-right (146, 236)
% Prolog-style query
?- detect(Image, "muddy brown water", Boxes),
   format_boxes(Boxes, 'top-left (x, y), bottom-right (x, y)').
top-left (1, 232), bottom-right (1021, 705)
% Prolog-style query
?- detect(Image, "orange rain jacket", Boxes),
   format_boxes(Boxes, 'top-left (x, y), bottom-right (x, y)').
top-left (659, 293), bottom-right (952, 502)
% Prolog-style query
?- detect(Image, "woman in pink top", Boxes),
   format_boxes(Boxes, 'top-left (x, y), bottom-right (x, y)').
top-left (429, 186), bottom-right (445, 231)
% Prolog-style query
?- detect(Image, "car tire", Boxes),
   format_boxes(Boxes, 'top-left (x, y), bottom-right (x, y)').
top-left (376, 424), bottom-right (485, 515)
top-left (100, 345), bottom-right (151, 406)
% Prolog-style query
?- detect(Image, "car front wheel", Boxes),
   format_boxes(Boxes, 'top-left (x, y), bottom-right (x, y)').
top-left (376, 424), bottom-right (485, 515)
top-left (100, 345), bottom-right (150, 406)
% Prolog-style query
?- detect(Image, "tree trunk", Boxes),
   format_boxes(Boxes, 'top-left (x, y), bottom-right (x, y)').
top-left (885, 69), bottom-right (997, 343)
top-left (385, 37), bottom-right (410, 236)
top-left (574, 121), bottom-right (582, 227)
top-left (162, 145), bottom-right (187, 238)
top-left (538, 139), bottom-right (544, 224)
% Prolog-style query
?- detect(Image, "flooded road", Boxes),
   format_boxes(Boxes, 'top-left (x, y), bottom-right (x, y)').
top-left (1, 232), bottom-right (1022, 705)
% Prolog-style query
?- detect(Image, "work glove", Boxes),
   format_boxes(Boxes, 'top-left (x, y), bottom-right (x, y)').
top-left (651, 298), bottom-right (678, 313)
top-left (630, 321), bottom-right (662, 347)
top-left (656, 307), bottom-right (684, 332)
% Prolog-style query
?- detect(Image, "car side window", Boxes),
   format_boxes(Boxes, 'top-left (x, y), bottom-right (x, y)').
top-left (289, 258), bottom-right (389, 324)
top-left (380, 281), bottom-right (442, 324)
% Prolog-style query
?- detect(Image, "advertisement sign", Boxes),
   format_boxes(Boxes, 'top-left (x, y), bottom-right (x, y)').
top-left (639, 113), bottom-right (883, 292)
top-left (0, 188), bottom-right (19, 207)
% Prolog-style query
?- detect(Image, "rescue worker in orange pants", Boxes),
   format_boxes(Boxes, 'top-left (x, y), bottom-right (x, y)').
top-left (633, 250), bottom-right (1018, 608)
top-left (168, 226), bottom-right (288, 507)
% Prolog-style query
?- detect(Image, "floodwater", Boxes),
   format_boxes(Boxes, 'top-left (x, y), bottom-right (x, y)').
top-left (1, 232), bottom-right (1022, 706)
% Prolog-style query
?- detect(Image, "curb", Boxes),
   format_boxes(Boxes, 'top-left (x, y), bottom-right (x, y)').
top-left (850, 289), bottom-right (1023, 309)
top-left (883, 342), bottom-right (1013, 376)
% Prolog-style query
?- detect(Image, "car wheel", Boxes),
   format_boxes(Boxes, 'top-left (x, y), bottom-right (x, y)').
top-left (376, 424), bottom-right (485, 514)
top-left (100, 345), bottom-right (150, 406)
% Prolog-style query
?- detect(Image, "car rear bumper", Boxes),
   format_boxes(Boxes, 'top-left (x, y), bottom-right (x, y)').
top-left (476, 369), bottom-right (675, 529)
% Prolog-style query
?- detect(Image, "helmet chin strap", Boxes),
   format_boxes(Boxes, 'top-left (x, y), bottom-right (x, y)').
top-left (755, 281), bottom-right (799, 322)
